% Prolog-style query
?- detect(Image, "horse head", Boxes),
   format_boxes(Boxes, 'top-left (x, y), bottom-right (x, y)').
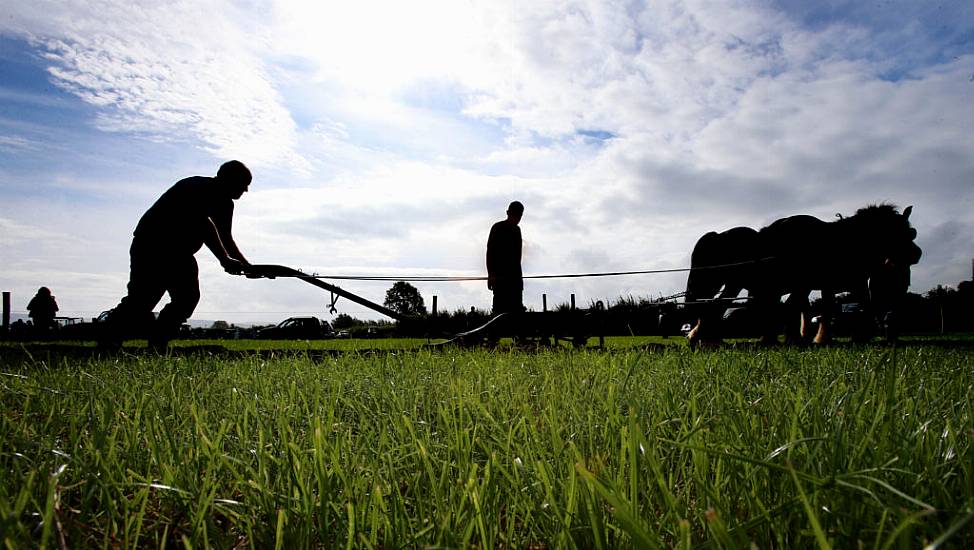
top-left (850, 204), bottom-right (921, 271)
top-left (885, 205), bottom-right (922, 268)
top-left (858, 205), bottom-right (921, 313)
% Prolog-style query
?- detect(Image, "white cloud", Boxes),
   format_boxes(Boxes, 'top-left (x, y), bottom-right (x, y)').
top-left (4, 0), bottom-right (308, 172)
top-left (0, 135), bottom-right (38, 152)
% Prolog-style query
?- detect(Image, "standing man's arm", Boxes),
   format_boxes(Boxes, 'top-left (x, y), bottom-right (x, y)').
top-left (486, 224), bottom-right (498, 290)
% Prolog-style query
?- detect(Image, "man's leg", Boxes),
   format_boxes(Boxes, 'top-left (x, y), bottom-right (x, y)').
top-left (489, 283), bottom-right (523, 345)
top-left (491, 289), bottom-right (504, 316)
top-left (152, 256), bottom-right (200, 351)
top-left (101, 248), bottom-right (166, 347)
top-left (492, 281), bottom-right (524, 315)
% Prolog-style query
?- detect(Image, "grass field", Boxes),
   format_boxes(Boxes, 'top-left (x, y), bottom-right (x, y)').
top-left (1, 340), bottom-right (972, 548)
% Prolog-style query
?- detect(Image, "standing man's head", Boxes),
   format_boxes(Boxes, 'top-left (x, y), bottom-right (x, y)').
top-left (507, 201), bottom-right (524, 225)
top-left (216, 160), bottom-right (252, 200)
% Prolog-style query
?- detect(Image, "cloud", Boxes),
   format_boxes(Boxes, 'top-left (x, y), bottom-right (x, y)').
top-left (913, 220), bottom-right (974, 286)
top-left (0, 134), bottom-right (39, 153)
top-left (3, 0), bottom-right (308, 173)
top-left (451, 1), bottom-right (794, 140)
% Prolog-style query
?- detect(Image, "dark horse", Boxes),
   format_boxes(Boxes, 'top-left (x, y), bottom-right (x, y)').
top-left (686, 204), bottom-right (921, 345)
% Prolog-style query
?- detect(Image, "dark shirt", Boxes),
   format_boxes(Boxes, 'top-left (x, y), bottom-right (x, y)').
top-left (133, 176), bottom-right (233, 255)
top-left (27, 295), bottom-right (58, 323)
top-left (486, 219), bottom-right (522, 286)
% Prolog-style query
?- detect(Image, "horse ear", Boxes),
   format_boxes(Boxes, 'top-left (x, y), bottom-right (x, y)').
top-left (903, 205), bottom-right (913, 220)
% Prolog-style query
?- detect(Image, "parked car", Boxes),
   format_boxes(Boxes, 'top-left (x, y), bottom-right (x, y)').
top-left (57, 310), bottom-right (113, 340)
top-left (257, 317), bottom-right (334, 339)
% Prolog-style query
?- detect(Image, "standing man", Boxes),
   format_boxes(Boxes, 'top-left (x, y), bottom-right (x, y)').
top-left (104, 160), bottom-right (253, 350)
top-left (486, 201), bottom-right (525, 314)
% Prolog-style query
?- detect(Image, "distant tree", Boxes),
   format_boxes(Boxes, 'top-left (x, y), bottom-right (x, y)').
top-left (211, 320), bottom-right (230, 330)
top-left (332, 313), bottom-right (360, 330)
top-left (384, 281), bottom-right (427, 316)
top-left (925, 285), bottom-right (956, 301)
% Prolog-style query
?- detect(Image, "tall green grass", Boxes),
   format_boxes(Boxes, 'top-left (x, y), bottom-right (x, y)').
top-left (1, 345), bottom-right (971, 548)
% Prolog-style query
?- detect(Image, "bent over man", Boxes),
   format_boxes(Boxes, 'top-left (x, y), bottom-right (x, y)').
top-left (104, 160), bottom-right (253, 350)
top-left (486, 201), bottom-right (525, 314)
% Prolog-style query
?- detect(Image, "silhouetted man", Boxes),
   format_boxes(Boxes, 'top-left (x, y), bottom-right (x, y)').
top-left (27, 286), bottom-right (58, 331)
top-left (486, 201), bottom-right (524, 314)
top-left (104, 160), bottom-right (253, 350)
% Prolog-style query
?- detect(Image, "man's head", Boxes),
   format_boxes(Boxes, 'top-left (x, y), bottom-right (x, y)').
top-left (507, 200), bottom-right (524, 224)
top-left (216, 160), bottom-right (252, 199)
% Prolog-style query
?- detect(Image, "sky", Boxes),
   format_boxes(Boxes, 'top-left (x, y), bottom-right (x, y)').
top-left (1, 0), bottom-right (972, 325)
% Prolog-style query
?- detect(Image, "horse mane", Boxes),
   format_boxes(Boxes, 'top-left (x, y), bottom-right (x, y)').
top-left (820, 203), bottom-right (902, 258)
top-left (853, 203), bottom-right (900, 218)
top-left (831, 203), bottom-right (902, 229)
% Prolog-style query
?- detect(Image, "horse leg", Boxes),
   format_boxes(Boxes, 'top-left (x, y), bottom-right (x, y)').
top-left (686, 318), bottom-right (704, 346)
top-left (686, 302), bottom-right (721, 347)
top-left (684, 298), bottom-right (712, 347)
top-left (813, 290), bottom-right (834, 345)
top-left (686, 285), bottom-right (729, 347)
top-left (849, 283), bottom-right (874, 343)
top-left (753, 292), bottom-right (780, 346)
top-left (784, 291), bottom-right (809, 344)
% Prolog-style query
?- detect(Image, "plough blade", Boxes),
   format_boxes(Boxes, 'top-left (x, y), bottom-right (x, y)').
top-left (247, 264), bottom-right (407, 322)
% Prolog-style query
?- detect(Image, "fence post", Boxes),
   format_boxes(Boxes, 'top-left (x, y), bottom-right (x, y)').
top-left (542, 294), bottom-right (547, 312)
top-left (432, 295), bottom-right (437, 317)
top-left (571, 294), bottom-right (576, 311)
top-left (2, 292), bottom-right (9, 332)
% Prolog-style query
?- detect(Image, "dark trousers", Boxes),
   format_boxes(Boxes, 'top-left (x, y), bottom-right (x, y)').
top-left (491, 280), bottom-right (524, 315)
top-left (110, 243), bottom-right (200, 344)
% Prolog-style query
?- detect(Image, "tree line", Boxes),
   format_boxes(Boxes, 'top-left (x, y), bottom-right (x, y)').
top-left (353, 280), bottom-right (974, 338)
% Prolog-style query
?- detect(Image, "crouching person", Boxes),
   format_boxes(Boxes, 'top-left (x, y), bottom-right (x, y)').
top-left (102, 160), bottom-right (254, 351)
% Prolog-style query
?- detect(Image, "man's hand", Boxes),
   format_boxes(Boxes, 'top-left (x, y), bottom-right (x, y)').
top-left (221, 257), bottom-right (246, 275)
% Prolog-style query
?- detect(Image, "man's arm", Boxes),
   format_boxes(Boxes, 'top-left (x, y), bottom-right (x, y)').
top-left (207, 202), bottom-right (251, 274)
top-left (203, 218), bottom-right (246, 274)
top-left (211, 204), bottom-right (249, 264)
top-left (486, 224), bottom-right (498, 290)
top-left (221, 232), bottom-right (248, 265)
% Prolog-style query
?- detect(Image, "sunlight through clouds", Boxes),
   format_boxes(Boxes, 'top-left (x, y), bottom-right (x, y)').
top-left (269, 0), bottom-right (483, 92)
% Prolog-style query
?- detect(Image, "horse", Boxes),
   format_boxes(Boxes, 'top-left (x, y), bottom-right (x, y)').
top-left (686, 204), bottom-right (921, 346)
top-left (684, 226), bottom-right (762, 344)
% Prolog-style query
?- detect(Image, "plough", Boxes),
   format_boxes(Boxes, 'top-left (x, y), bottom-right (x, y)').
top-left (248, 264), bottom-right (406, 321)
top-left (248, 264), bottom-right (606, 348)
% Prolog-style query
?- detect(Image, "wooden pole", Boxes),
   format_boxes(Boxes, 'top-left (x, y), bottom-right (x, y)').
top-left (432, 295), bottom-right (437, 317)
top-left (571, 294), bottom-right (576, 310)
top-left (542, 294), bottom-right (547, 312)
top-left (2, 292), bottom-right (9, 332)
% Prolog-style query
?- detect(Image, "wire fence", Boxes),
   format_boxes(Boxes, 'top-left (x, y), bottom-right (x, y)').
top-left (278, 257), bottom-right (772, 283)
